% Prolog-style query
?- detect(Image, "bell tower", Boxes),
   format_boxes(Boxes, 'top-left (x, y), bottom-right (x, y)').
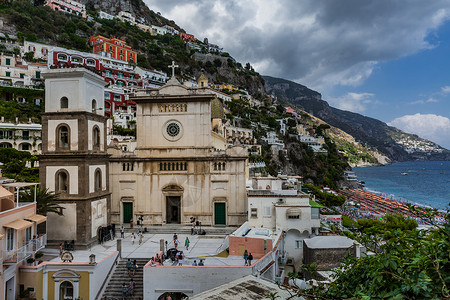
top-left (40, 68), bottom-right (111, 248)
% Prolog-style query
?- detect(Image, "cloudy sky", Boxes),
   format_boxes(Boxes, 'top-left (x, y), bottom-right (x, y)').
top-left (145, 0), bottom-right (450, 149)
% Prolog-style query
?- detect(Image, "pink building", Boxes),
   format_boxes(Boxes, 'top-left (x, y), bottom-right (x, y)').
top-left (45, 0), bottom-right (87, 18)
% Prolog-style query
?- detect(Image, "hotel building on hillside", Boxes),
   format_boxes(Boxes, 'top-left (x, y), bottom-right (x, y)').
top-left (89, 35), bottom-right (138, 63)
top-left (45, 0), bottom-right (86, 18)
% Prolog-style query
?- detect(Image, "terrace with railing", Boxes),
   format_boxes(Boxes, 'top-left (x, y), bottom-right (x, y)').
top-left (4, 234), bottom-right (47, 264)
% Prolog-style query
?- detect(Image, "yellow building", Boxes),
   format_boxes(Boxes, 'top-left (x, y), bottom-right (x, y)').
top-left (19, 251), bottom-right (119, 299)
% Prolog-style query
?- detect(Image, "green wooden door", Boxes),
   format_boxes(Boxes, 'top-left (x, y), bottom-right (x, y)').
top-left (214, 203), bottom-right (226, 225)
top-left (123, 202), bottom-right (133, 223)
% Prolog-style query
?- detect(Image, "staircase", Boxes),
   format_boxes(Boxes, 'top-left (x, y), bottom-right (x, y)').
top-left (100, 258), bottom-right (149, 300)
top-left (124, 225), bottom-right (237, 235)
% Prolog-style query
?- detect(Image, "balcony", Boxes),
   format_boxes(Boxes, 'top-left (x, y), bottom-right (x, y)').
top-left (4, 234), bottom-right (47, 264)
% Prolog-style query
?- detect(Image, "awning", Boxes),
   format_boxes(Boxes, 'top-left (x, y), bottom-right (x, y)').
top-left (286, 207), bottom-right (302, 217)
top-left (3, 219), bottom-right (33, 230)
top-left (25, 214), bottom-right (47, 224)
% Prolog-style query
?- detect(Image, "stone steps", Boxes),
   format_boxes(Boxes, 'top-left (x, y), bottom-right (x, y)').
top-left (100, 258), bottom-right (149, 299)
top-left (122, 225), bottom-right (237, 236)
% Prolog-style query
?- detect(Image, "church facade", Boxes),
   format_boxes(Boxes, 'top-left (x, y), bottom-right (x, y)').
top-left (108, 76), bottom-right (248, 227)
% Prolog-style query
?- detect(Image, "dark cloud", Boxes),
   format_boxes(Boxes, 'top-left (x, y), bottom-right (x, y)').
top-left (145, 0), bottom-right (450, 90)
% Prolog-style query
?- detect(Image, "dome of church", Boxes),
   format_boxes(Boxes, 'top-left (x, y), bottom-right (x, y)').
top-left (211, 97), bottom-right (225, 119)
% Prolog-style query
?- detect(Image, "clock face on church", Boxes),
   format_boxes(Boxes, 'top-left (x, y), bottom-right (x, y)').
top-left (163, 120), bottom-right (183, 141)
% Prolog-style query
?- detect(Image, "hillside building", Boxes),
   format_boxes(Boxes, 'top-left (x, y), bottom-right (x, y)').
top-left (0, 121), bottom-right (42, 153)
top-left (45, 0), bottom-right (86, 18)
top-left (89, 35), bottom-right (137, 63)
top-left (0, 54), bottom-right (46, 88)
top-left (99, 10), bottom-right (115, 20)
top-left (117, 11), bottom-right (136, 25)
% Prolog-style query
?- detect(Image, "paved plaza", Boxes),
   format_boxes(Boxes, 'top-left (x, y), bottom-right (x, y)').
top-left (47, 231), bottom-right (245, 267)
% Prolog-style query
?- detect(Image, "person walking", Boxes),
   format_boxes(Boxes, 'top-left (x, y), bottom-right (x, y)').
top-left (122, 283), bottom-right (128, 299)
top-left (248, 253), bottom-right (253, 266)
top-left (177, 251), bottom-right (183, 266)
top-left (120, 226), bottom-right (125, 238)
top-left (243, 249), bottom-right (248, 266)
top-left (174, 238), bottom-right (179, 249)
top-left (185, 237), bottom-right (190, 250)
top-left (131, 233), bottom-right (136, 245)
top-left (128, 278), bottom-right (135, 296)
top-left (138, 230), bottom-right (143, 245)
top-left (126, 258), bottom-right (132, 276)
top-left (132, 259), bottom-right (138, 276)
top-left (59, 243), bottom-right (63, 257)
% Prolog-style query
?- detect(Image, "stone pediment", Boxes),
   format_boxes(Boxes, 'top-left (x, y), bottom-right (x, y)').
top-left (159, 77), bottom-right (189, 95)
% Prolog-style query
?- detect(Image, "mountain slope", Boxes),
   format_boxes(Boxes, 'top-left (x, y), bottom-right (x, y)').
top-left (264, 75), bottom-right (450, 162)
top-left (80, 0), bottom-right (182, 31)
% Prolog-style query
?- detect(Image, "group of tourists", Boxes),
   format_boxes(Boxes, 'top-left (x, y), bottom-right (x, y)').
top-left (126, 258), bottom-right (138, 276)
top-left (172, 233), bottom-right (190, 250)
top-left (121, 279), bottom-right (136, 298)
top-left (243, 250), bottom-right (253, 266)
top-left (191, 259), bottom-right (204, 266)
top-left (121, 225), bottom-right (144, 246)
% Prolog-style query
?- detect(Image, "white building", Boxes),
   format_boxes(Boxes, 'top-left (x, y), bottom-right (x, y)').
top-left (99, 10), bottom-right (115, 20)
top-left (210, 89), bottom-right (232, 103)
top-left (0, 121), bottom-right (42, 153)
top-left (117, 11), bottom-right (136, 25)
top-left (208, 43), bottom-right (223, 53)
top-left (134, 66), bottom-right (167, 87)
top-left (0, 54), bottom-right (46, 88)
top-left (22, 41), bottom-right (55, 60)
top-left (300, 135), bottom-right (326, 153)
top-left (278, 119), bottom-right (287, 135)
top-left (247, 176), bottom-right (322, 268)
top-left (163, 25), bottom-right (179, 35)
top-left (151, 25), bottom-right (168, 35)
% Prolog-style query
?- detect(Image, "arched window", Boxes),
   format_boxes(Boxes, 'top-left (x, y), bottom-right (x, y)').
top-left (92, 99), bottom-right (97, 112)
top-left (57, 125), bottom-right (70, 150)
top-left (93, 126), bottom-right (100, 150)
top-left (94, 169), bottom-right (102, 192)
top-left (60, 97), bottom-right (68, 109)
top-left (56, 170), bottom-right (69, 193)
top-left (214, 162), bottom-right (217, 170)
top-left (59, 281), bottom-right (73, 299)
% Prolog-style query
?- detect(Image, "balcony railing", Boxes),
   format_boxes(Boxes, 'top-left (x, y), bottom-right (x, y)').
top-left (4, 234), bottom-right (46, 264)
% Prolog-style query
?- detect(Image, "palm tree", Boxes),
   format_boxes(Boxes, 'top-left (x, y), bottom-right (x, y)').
top-left (20, 186), bottom-right (65, 216)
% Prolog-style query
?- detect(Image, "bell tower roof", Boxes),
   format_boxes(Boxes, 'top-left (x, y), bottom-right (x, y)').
top-left (43, 68), bottom-right (106, 115)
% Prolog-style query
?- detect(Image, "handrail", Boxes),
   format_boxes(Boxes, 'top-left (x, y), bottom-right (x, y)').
top-left (3, 234), bottom-right (46, 264)
top-left (95, 252), bottom-right (120, 300)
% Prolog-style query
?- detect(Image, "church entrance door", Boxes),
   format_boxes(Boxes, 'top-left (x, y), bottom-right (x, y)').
top-left (166, 196), bottom-right (181, 224)
top-left (214, 203), bottom-right (226, 225)
top-left (123, 202), bottom-right (133, 224)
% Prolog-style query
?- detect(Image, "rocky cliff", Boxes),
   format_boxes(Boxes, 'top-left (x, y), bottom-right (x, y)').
top-left (79, 0), bottom-right (182, 31)
top-left (264, 75), bottom-right (450, 162)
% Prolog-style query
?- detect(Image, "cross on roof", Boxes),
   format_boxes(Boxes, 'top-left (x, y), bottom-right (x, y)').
top-left (168, 61), bottom-right (179, 77)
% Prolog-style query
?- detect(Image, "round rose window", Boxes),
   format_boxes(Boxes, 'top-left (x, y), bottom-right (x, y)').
top-left (163, 120), bottom-right (183, 141)
top-left (166, 122), bottom-right (180, 137)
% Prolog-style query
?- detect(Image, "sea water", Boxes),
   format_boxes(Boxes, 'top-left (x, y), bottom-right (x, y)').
top-left (353, 161), bottom-right (450, 210)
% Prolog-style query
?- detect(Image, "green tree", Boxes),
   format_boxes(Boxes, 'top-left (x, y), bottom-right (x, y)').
top-left (20, 187), bottom-right (65, 216)
top-left (283, 206), bottom-right (449, 299)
